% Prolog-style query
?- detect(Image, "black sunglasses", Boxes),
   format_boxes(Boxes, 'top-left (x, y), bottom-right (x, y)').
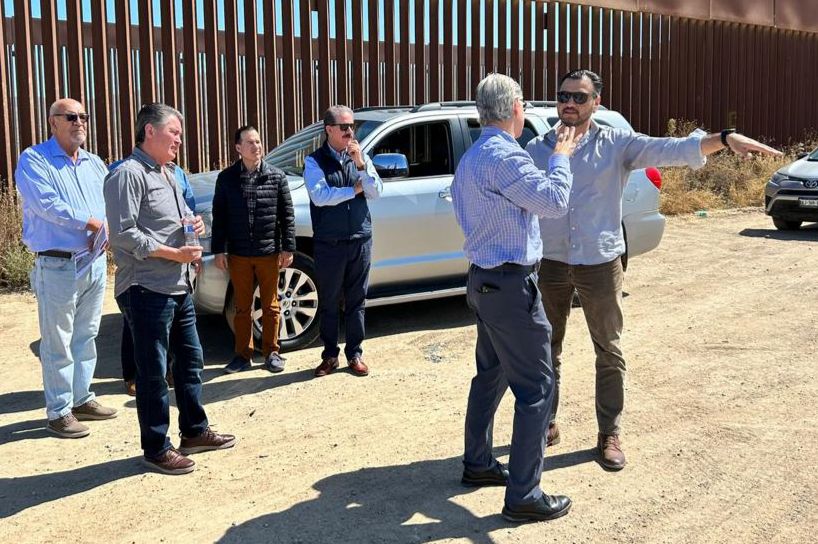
top-left (329, 123), bottom-right (355, 131)
top-left (556, 91), bottom-right (596, 105)
top-left (53, 112), bottom-right (90, 123)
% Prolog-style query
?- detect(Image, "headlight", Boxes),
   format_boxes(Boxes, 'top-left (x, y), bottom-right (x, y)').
top-left (770, 172), bottom-right (787, 185)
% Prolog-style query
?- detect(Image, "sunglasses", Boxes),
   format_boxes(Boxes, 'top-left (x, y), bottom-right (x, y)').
top-left (556, 91), bottom-right (596, 105)
top-left (54, 112), bottom-right (91, 123)
top-left (329, 123), bottom-right (355, 132)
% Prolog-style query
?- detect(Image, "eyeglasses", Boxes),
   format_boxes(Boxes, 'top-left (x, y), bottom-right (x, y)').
top-left (556, 91), bottom-right (596, 105)
top-left (53, 112), bottom-right (90, 123)
top-left (517, 98), bottom-right (532, 110)
top-left (329, 123), bottom-right (355, 132)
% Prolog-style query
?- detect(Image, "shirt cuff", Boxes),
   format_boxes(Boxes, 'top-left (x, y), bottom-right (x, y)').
top-left (548, 154), bottom-right (571, 171)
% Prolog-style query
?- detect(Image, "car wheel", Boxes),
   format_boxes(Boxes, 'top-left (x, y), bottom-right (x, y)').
top-left (224, 252), bottom-right (320, 352)
top-left (772, 217), bottom-right (802, 230)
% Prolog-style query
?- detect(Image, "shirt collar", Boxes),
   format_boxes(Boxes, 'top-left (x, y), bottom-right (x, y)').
top-left (45, 136), bottom-right (91, 163)
top-left (480, 125), bottom-right (518, 144)
top-left (324, 142), bottom-right (350, 163)
top-left (131, 146), bottom-right (163, 172)
top-left (546, 120), bottom-right (601, 146)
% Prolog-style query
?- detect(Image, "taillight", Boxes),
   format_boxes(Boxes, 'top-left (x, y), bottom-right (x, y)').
top-left (645, 167), bottom-right (662, 190)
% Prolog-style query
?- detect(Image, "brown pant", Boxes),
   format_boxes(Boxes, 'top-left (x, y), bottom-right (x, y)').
top-left (538, 257), bottom-right (626, 435)
top-left (228, 254), bottom-right (281, 359)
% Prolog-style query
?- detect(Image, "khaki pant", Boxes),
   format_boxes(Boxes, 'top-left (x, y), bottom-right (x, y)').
top-left (228, 254), bottom-right (281, 359)
top-left (538, 257), bottom-right (625, 435)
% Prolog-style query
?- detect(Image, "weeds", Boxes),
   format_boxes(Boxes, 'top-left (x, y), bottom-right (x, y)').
top-left (0, 190), bottom-right (33, 291)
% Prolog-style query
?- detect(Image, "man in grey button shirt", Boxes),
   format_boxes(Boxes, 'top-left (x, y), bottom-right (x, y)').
top-left (526, 70), bottom-right (781, 471)
top-left (105, 103), bottom-right (236, 475)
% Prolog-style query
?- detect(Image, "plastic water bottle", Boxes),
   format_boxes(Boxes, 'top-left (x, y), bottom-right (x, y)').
top-left (182, 210), bottom-right (199, 246)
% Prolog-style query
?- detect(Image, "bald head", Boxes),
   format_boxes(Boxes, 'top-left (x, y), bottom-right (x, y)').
top-left (48, 98), bottom-right (88, 156)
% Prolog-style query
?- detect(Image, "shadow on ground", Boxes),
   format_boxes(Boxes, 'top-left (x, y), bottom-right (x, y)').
top-left (739, 222), bottom-right (818, 241)
top-left (217, 448), bottom-right (591, 544)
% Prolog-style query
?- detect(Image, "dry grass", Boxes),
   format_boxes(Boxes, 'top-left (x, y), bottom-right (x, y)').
top-left (0, 191), bottom-right (33, 291)
top-left (658, 119), bottom-right (817, 216)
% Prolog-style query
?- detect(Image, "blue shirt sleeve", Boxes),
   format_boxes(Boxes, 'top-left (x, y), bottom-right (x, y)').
top-left (303, 156), bottom-right (357, 207)
top-left (620, 129), bottom-right (707, 172)
top-left (358, 157), bottom-right (383, 200)
top-left (495, 148), bottom-right (573, 219)
top-left (15, 148), bottom-right (91, 230)
top-left (174, 166), bottom-right (196, 211)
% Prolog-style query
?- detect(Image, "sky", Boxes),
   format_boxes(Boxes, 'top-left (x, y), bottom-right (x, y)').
top-left (1, 0), bottom-right (538, 49)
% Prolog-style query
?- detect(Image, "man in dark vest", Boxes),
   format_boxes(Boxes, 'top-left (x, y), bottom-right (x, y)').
top-left (303, 105), bottom-right (383, 378)
top-left (211, 125), bottom-right (296, 374)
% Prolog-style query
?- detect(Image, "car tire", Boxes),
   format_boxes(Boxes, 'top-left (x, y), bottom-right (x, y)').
top-left (772, 217), bottom-right (802, 230)
top-left (224, 251), bottom-right (321, 353)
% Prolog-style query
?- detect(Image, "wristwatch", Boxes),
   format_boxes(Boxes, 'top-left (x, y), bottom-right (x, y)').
top-left (720, 128), bottom-right (737, 147)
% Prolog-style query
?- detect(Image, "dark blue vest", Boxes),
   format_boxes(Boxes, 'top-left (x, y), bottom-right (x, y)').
top-left (308, 143), bottom-right (372, 241)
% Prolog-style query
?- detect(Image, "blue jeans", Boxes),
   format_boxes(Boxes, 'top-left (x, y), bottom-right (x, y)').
top-left (463, 264), bottom-right (555, 507)
top-left (116, 286), bottom-right (208, 458)
top-left (313, 237), bottom-right (372, 361)
top-left (30, 254), bottom-right (107, 420)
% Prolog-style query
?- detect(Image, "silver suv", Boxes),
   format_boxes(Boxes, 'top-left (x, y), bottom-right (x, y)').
top-left (765, 148), bottom-right (818, 230)
top-left (189, 102), bottom-right (666, 351)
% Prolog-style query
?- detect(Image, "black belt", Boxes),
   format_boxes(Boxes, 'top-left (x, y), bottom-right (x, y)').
top-left (477, 262), bottom-right (538, 274)
top-left (36, 250), bottom-right (74, 259)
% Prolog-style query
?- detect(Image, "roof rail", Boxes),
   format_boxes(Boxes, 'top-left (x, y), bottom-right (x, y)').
top-left (354, 105), bottom-right (414, 112)
top-left (527, 100), bottom-right (558, 108)
top-left (412, 101), bottom-right (476, 112)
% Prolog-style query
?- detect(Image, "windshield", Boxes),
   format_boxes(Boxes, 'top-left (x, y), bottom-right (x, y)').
top-left (808, 148), bottom-right (818, 161)
top-left (264, 120), bottom-right (383, 176)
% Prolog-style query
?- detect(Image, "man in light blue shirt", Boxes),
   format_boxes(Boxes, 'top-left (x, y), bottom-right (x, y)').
top-left (15, 98), bottom-right (118, 438)
top-left (526, 70), bottom-right (782, 470)
top-left (451, 74), bottom-right (580, 523)
top-left (303, 105), bottom-right (382, 378)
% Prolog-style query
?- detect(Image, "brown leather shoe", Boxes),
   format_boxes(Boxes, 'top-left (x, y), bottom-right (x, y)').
top-left (46, 414), bottom-right (90, 438)
top-left (143, 447), bottom-right (195, 475)
top-left (314, 356), bottom-right (339, 377)
top-left (72, 399), bottom-right (118, 420)
top-left (178, 427), bottom-right (237, 454)
top-left (547, 422), bottom-right (561, 447)
top-left (348, 356), bottom-right (369, 376)
top-left (125, 380), bottom-right (136, 397)
top-left (597, 433), bottom-right (626, 470)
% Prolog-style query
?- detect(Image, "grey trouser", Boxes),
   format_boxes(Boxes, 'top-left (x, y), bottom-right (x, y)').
top-left (463, 263), bottom-right (555, 506)
top-left (538, 257), bottom-right (626, 435)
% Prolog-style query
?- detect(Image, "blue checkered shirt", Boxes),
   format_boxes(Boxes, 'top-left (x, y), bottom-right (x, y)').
top-left (452, 126), bottom-right (573, 268)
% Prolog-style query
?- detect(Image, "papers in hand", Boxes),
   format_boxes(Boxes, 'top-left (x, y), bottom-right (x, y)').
top-left (73, 225), bottom-right (108, 279)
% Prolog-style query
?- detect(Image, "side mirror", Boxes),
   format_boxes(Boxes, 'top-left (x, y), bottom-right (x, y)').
top-left (797, 152), bottom-right (809, 160)
top-left (372, 153), bottom-right (409, 179)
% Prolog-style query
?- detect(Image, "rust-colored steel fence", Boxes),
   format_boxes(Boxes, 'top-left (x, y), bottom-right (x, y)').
top-left (2, 0), bottom-right (818, 190)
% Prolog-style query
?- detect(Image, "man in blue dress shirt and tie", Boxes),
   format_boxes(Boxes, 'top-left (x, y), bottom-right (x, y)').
top-left (451, 74), bottom-right (580, 522)
top-left (15, 98), bottom-right (118, 438)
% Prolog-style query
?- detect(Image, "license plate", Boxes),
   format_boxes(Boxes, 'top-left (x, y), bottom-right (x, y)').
top-left (799, 198), bottom-right (818, 208)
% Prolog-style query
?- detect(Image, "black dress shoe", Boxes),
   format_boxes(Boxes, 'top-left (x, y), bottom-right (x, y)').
top-left (501, 494), bottom-right (572, 522)
top-left (461, 462), bottom-right (509, 487)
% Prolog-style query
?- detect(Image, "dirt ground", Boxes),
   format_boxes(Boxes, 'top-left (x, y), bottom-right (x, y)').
top-left (1, 208), bottom-right (816, 544)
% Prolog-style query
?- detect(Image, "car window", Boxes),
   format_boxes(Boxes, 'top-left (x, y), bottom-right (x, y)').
top-left (808, 148), bottom-right (818, 161)
top-left (466, 118), bottom-right (537, 148)
top-left (264, 120), bottom-right (383, 176)
top-left (369, 121), bottom-right (453, 178)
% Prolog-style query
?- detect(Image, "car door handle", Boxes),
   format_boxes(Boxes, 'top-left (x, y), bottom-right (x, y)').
top-left (439, 186), bottom-right (452, 201)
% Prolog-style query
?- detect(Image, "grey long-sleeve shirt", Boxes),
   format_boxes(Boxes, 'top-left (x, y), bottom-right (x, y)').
top-left (104, 146), bottom-right (193, 297)
top-left (526, 122), bottom-right (706, 265)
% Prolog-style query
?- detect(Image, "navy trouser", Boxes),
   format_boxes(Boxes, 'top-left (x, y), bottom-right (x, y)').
top-left (313, 237), bottom-right (372, 361)
top-left (116, 286), bottom-right (208, 458)
top-left (463, 263), bottom-right (555, 507)
top-left (121, 319), bottom-right (175, 383)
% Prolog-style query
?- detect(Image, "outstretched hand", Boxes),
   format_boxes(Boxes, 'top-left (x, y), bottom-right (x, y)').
top-left (726, 133), bottom-right (783, 159)
top-left (553, 125), bottom-right (581, 157)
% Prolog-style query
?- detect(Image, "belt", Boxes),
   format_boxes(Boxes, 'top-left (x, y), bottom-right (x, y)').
top-left (477, 262), bottom-right (538, 274)
top-left (36, 250), bottom-right (74, 259)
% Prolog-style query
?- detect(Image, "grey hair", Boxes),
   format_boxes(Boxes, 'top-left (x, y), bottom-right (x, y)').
top-left (322, 105), bottom-right (354, 125)
top-left (135, 103), bottom-right (184, 144)
top-left (475, 73), bottom-right (523, 126)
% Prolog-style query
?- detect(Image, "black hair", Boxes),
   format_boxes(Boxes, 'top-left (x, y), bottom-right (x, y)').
top-left (558, 70), bottom-right (604, 95)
